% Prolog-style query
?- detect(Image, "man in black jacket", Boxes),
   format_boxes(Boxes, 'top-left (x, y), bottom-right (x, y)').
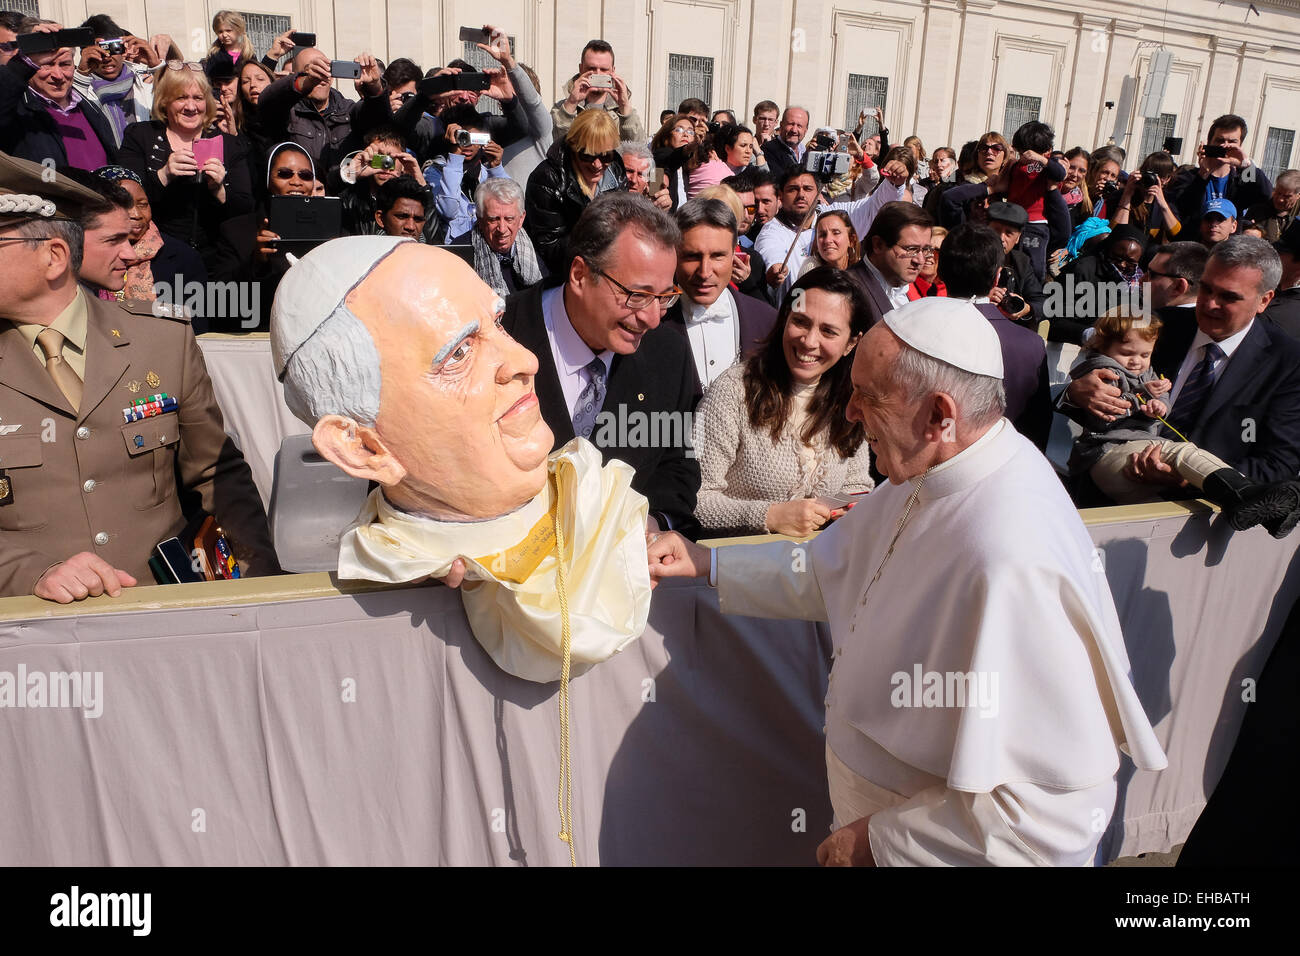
top-left (985, 200), bottom-right (1047, 330)
top-left (0, 33), bottom-right (118, 169)
top-left (256, 47), bottom-right (390, 183)
top-left (1168, 113), bottom-right (1273, 238)
top-left (1265, 222), bottom-right (1300, 339)
top-left (1064, 236), bottom-right (1300, 489)
top-left (502, 191), bottom-right (701, 536)
top-left (760, 107), bottom-right (808, 178)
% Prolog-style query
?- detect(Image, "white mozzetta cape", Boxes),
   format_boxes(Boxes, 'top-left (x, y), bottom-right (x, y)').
top-left (337, 438), bottom-right (651, 683)
top-left (717, 420), bottom-right (1167, 865)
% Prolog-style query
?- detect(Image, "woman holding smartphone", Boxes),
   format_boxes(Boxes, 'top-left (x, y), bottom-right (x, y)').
top-left (693, 267), bottom-right (875, 538)
top-left (119, 64), bottom-right (252, 271)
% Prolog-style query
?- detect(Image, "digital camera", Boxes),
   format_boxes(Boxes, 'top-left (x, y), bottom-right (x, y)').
top-left (455, 129), bottom-right (492, 147)
top-left (100, 38), bottom-right (126, 55)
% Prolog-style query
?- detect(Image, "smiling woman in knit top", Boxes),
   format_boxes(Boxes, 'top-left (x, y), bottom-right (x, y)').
top-left (694, 266), bottom-right (875, 538)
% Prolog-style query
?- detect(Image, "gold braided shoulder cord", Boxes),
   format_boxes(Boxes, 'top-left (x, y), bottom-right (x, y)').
top-left (551, 475), bottom-right (577, 867)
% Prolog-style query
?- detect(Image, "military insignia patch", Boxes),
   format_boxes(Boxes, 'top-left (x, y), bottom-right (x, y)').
top-left (146, 372), bottom-right (161, 389)
top-left (127, 380), bottom-right (142, 394)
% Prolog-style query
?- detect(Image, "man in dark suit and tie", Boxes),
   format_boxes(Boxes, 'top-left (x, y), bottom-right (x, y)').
top-left (662, 197), bottom-right (778, 394)
top-left (502, 191), bottom-right (702, 536)
top-left (846, 202), bottom-right (935, 326)
top-left (937, 223), bottom-right (1052, 451)
top-left (1065, 236), bottom-right (1300, 503)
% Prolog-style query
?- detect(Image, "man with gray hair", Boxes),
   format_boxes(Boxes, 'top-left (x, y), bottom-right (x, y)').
top-left (1067, 235), bottom-right (1300, 493)
top-left (648, 296), bottom-right (1167, 865)
top-left (450, 177), bottom-right (545, 296)
top-left (619, 141), bottom-right (670, 209)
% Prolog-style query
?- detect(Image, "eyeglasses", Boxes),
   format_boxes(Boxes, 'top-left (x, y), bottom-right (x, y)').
top-left (743, 204), bottom-right (757, 214)
top-left (920, 246), bottom-right (939, 258)
top-left (977, 143), bottom-right (1005, 153)
top-left (0, 41), bottom-right (17, 53)
top-left (0, 236), bottom-right (55, 243)
top-left (892, 243), bottom-right (930, 258)
top-left (166, 60), bottom-right (204, 72)
top-left (595, 269), bottom-right (680, 310)
top-left (576, 150), bottom-right (618, 166)
top-left (672, 126), bottom-right (696, 138)
top-left (274, 168), bottom-right (314, 181)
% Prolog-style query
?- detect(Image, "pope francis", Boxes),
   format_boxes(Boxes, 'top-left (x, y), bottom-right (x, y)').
top-left (648, 297), bottom-right (1168, 867)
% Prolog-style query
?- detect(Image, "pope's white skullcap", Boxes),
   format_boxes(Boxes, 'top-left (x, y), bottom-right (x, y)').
top-left (270, 235), bottom-right (415, 378)
top-left (882, 297), bottom-right (1004, 378)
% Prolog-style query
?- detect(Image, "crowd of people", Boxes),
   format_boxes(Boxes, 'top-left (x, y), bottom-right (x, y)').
top-left (3, 11), bottom-right (1300, 604)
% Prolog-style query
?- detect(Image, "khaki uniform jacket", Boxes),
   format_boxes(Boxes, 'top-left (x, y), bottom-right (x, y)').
top-left (0, 293), bottom-right (280, 597)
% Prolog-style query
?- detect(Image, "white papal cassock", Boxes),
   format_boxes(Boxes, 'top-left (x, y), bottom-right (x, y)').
top-left (716, 419), bottom-right (1168, 866)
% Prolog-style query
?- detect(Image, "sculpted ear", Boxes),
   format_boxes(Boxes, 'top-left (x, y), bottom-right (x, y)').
top-left (312, 415), bottom-right (407, 487)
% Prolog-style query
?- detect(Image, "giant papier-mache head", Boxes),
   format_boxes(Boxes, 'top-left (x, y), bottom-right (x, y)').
top-left (270, 236), bottom-right (555, 520)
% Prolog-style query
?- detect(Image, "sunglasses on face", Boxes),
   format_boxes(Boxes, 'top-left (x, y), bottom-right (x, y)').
top-left (0, 42), bottom-right (17, 53)
top-left (978, 143), bottom-right (1005, 153)
top-left (577, 150), bottom-right (618, 165)
top-left (274, 168), bottom-right (313, 181)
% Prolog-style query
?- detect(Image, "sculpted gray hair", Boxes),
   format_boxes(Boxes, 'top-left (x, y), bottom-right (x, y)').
top-left (619, 140), bottom-right (654, 178)
top-left (889, 341), bottom-right (1006, 429)
top-left (1209, 234), bottom-right (1283, 295)
top-left (281, 307), bottom-right (383, 427)
top-left (474, 177), bottom-right (525, 215)
top-left (566, 190), bottom-right (681, 275)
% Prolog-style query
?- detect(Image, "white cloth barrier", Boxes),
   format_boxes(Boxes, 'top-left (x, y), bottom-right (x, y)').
top-left (197, 334), bottom-right (310, 510)
top-left (0, 506), bottom-right (1294, 865)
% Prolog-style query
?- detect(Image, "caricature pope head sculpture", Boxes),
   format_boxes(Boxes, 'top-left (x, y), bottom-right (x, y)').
top-left (272, 237), bottom-right (554, 518)
top-left (271, 236), bottom-right (650, 684)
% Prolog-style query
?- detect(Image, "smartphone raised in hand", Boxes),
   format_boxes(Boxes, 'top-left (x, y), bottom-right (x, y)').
top-left (288, 32), bottom-right (316, 47)
top-left (329, 60), bottom-right (362, 80)
top-left (457, 26), bottom-right (487, 43)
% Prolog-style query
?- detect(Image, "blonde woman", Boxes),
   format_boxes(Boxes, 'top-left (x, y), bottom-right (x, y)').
top-left (524, 107), bottom-right (628, 273)
top-left (206, 11), bottom-right (256, 70)
top-left (119, 64), bottom-right (253, 268)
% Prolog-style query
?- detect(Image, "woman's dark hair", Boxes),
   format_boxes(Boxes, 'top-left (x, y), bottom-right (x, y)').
top-left (1140, 150), bottom-right (1175, 180)
top-left (714, 123), bottom-right (752, 159)
top-left (743, 267), bottom-right (871, 458)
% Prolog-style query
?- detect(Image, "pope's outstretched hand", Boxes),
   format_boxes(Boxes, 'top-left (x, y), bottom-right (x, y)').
top-left (646, 532), bottom-right (710, 589)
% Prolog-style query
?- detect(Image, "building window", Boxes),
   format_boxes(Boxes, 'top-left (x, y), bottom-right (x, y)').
top-left (460, 37), bottom-right (517, 116)
top-left (846, 74), bottom-right (888, 134)
top-left (1262, 127), bottom-right (1296, 186)
top-left (667, 54), bottom-right (714, 112)
top-left (1139, 113), bottom-right (1178, 159)
top-left (1002, 94), bottom-right (1042, 136)
top-left (240, 12), bottom-right (292, 60)
top-left (6, 0), bottom-right (39, 17)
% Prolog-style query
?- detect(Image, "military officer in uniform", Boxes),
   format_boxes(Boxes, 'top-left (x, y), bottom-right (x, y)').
top-left (0, 151), bottom-right (279, 602)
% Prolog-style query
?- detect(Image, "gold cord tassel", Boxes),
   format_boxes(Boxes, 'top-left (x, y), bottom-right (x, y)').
top-left (551, 477), bottom-right (577, 867)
